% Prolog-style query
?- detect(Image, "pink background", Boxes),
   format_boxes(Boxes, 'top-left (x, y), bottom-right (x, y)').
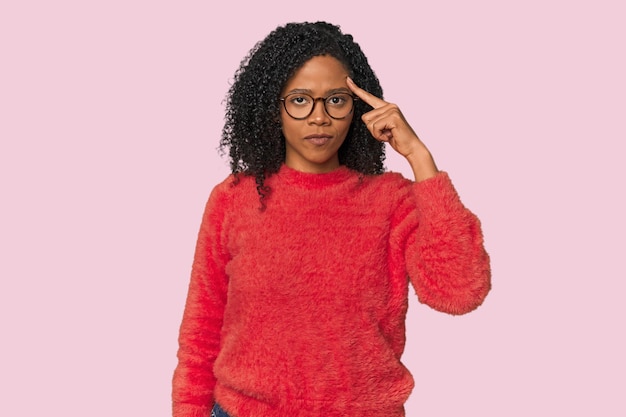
top-left (1, 1), bottom-right (624, 415)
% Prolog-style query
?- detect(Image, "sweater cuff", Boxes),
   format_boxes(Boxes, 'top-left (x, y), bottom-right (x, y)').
top-left (172, 402), bottom-right (210, 417)
top-left (412, 171), bottom-right (464, 218)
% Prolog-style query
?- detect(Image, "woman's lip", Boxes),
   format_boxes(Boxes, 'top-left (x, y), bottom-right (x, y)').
top-left (304, 134), bottom-right (332, 139)
top-left (305, 135), bottom-right (332, 145)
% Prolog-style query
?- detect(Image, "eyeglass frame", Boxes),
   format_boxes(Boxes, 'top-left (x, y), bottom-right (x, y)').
top-left (278, 92), bottom-right (359, 120)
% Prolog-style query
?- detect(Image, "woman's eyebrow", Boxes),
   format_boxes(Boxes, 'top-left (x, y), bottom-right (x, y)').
top-left (284, 87), bottom-right (352, 95)
top-left (326, 87), bottom-right (351, 95)
top-left (284, 88), bottom-right (313, 95)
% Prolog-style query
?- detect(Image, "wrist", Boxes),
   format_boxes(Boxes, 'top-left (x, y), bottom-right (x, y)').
top-left (406, 149), bottom-right (438, 182)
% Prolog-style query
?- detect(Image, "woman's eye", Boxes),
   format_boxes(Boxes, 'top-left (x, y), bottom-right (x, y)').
top-left (327, 95), bottom-right (346, 106)
top-left (290, 96), bottom-right (310, 105)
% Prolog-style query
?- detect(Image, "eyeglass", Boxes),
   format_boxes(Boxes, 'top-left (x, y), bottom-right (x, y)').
top-left (279, 92), bottom-right (358, 120)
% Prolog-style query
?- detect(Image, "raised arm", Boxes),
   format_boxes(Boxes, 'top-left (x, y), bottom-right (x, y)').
top-left (347, 77), bottom-right (491, 313)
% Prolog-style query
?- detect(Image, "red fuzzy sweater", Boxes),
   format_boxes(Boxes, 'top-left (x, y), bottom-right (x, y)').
top-left (173, 165), bottom-right (490, 417)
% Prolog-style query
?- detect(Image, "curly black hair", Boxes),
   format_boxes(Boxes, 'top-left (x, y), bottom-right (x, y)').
top-left (219, 21), bottom-right (385, 204)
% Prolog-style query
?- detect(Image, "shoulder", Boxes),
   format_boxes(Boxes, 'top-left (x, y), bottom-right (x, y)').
top-left (378, 171), bottom-right (412, 186)
top-left (363, 170), bottom-right (413, 195)
top-left (350, 171), bottom-right (416, 214)
top-left (204, 173), bottom-right (258, 212)
top-left (210, 173), bottom-right (256, 196)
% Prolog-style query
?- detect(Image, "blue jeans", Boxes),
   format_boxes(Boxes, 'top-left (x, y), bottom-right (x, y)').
top-left (211, 403), bottom-right (232, 417)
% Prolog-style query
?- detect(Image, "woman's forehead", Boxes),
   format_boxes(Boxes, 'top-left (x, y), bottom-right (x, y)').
top-left (282, 55), bottom-right (349, 93)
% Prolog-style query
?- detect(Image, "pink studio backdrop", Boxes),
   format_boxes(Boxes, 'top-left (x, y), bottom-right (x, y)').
top-left (1, 1), bottom-right (624, 416)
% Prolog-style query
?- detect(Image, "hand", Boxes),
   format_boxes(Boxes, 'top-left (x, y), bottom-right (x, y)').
top-left (347, 77), bottom-right (438, 181)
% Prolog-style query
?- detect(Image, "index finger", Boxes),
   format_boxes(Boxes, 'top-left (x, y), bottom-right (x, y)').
top-left (346, 77), bottom-right (387, 109)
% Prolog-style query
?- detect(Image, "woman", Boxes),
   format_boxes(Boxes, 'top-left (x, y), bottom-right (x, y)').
top-left (173, 21), bottom-right (491, 417)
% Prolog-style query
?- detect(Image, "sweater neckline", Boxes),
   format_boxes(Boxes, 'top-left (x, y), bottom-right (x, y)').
top-left (276, 164), bottom-right (355, 189)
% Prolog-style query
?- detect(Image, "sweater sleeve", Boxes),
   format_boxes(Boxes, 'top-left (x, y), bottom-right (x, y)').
top-left (395, 172), bottom-right (491, 315)
top-left (172, 184), bottom-right (231, 417)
